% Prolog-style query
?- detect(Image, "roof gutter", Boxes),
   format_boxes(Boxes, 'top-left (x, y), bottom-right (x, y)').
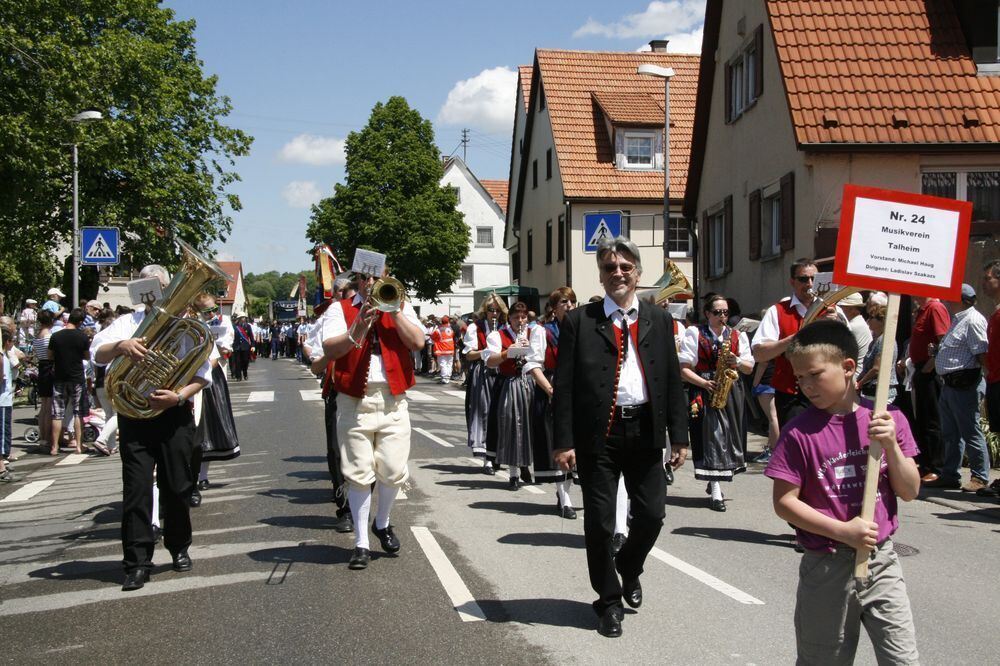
top-left (799, 142), bottom-right (1000, 154)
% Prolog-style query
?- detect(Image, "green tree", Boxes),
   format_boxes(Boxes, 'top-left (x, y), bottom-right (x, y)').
top-left (307, 96), bottom-right (468, 301)
top-left (0, 0), bottom-right (252, 308)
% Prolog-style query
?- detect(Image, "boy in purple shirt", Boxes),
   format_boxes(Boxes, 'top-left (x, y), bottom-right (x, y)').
top-left (765, 320), bottom-right (921, 665)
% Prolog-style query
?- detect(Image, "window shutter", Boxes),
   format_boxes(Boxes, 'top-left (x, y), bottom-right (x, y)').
top-left (614, 130), bottom-right (625, 169)
top-left (724, 62), bottom-right (733, 124)
top-left (701, 210), bottom-right (710, 279)
top-left (748, 189), bottom-right (761, 261)
top-left (754, 25), bottom-right (764, 99)
top-left (724, 196), bottom-right (734, 275)
top-left (780, 171), bottom-right (795, 251)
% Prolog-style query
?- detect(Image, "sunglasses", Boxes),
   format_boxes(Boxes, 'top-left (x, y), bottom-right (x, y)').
top-left (199, 305), bottom-right (219, 314)
top-left (601, 262), bottom-right (635, 275)
top-left (794, 275), bottom-right (815, 284)
top-left (710, 309), bottom-right (729, 317)
top-left (486, 307), bottom-right (500, 313)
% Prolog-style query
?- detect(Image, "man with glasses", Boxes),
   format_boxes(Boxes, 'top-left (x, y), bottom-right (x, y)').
top-left (552, 236), bottom-right (688, 638)
top-left (752, 258), bottom-right (829, 429)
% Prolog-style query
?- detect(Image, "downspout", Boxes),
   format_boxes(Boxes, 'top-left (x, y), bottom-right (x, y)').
top-left (565, 200), bottom-right (572, 287)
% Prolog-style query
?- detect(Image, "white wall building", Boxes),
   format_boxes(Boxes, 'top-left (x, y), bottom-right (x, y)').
top-left (410, 157), bottom-right (510, 317)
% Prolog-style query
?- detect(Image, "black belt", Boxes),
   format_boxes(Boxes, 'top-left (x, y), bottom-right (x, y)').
top-left (613, 404), bottom-right (648, 420)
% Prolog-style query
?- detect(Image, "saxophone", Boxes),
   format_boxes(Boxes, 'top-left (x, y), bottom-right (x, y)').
top-left (710, 330), bottom-right (739, 409)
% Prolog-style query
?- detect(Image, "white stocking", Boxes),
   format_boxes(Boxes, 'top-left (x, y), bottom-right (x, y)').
top-left (556, 479), bottom-right (573, 509)
top-left (614, 475), bottom-right (629, 536)
top-left (710, 481), bottom-right (724, 501)
top-left (348, 487), bottom-right (372, 549)
top-left (374, 483), bottom-right (398, 530)
top-left (151, 484), bottom-right (161, 529)
top-left (199, 462), bottom-right (210, 482)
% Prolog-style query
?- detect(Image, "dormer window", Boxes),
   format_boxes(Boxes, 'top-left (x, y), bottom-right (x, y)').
top-left (955, 0), bottom-right (1000, 71)
top-left (616, 129), bottom-right (660, 170)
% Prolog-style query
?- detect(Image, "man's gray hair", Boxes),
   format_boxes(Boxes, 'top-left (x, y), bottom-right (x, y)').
top-left (333, 277), bottom-right (351, 292)
top-left (984, 259), bottom-right (1000, 280)
top-left (139, 264), bottom-right (171, 286)
top-left (595, 236), bottom-right (643, 276)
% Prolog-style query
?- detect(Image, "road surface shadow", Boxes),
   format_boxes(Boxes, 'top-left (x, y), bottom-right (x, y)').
top-left (259, 514), bottom-right (342, 531)
top-left (663, 494), bottom-right (721, 509)
top-left (468, 500), bottom-right (562, 517)
top-left (27, 560), bottom-right (179, 584)
top-left (421, 463), bottom-right (479, 475)
top-left (282, 455), bottom-right (327, 464)
top-left (932, 507), bottom-right (1000, 524)
top-left (259, 488), bottom-right (331, 505)
top-left (286, 470), bottom-right (332, 482)
top-left (477, 597), bottom-right (595, 629)
top-left (436, 478), bottom-right (507, 492)
top-left (247, 542), bottom-right (366, 566)
top-left (671, 526), bottom-right (795, 548)
top-left (498, 532), bottom-right (584, 549)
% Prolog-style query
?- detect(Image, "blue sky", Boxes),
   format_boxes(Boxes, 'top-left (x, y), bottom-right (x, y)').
top-left (164, 0), bottom-right (706, 275)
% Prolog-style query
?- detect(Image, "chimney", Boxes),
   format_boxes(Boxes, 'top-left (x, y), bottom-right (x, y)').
top-left (649, 39), bottom-right (669, 53)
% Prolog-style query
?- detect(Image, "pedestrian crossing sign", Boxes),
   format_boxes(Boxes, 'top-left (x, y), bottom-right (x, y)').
top-left (80, 227), bottom-right (120, 265)
top-left (583, 211), bottom-right (622, 252)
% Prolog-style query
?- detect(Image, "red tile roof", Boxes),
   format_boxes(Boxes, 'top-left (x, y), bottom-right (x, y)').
top-left (518, 65), bottom-right (533, 113)
top-left (480, 179), bottom-right (509, 214)
top-left (591, 91), bottom-right (665, 126)
top-left (216, 261), bottom-right (242, 303)
top-left (535, 49), bottom-right (700, 200)
top-left (767, 0), bottom-right (1000, 145)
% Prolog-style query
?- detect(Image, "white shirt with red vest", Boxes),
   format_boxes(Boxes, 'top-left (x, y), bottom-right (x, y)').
top-left (318, 293), bottom-right (421, 387)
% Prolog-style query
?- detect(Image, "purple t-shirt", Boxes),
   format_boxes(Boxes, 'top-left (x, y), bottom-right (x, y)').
top-left (764, 400), bottom-right (919, 552)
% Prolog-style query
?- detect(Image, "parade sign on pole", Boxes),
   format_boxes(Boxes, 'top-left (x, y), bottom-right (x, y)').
top-left (833, 184), bottom-right (971, 579)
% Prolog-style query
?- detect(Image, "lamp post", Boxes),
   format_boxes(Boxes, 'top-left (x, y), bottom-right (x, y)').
top-left (69, 109), bottom-right (103, 308)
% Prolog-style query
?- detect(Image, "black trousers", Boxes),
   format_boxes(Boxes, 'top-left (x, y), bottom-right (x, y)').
top-left (324, 391), bottom-right (346, 509)
top-left (911, 369), bottom-right (943, 473)
top-left (231, 348), bottom-right (250, 380)
top-left (119, 407), bottom-right (197, 571)
top-left (775, 390), bottom-right (810, 429)
top-left (576, 411), bottom-right (665, 614)
top-left (987, 381), bottom-right (1000, 432)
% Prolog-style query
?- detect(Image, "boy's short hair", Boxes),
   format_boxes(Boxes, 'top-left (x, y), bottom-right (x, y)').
top-left (68, 308), bottom-right (85, 327)
top-left (786, 319), bottom-right (859, 363)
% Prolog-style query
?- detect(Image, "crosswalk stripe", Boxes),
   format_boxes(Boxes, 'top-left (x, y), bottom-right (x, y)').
top-left (0, 572), bottom-right (275, 616)
top-left (411, 526), bottom-right (485, 622)
top-left (55, 454), bottom-right (90, 466)
top-left (1, 480), bottom-right (55, 503)
top-left (648, 547), bottom-right (765, 605)
top-left (246, 391), bottom-right (274, 402)
top-left (414, 428), bottom-right (453, 448)
top-left (405, 390), bottom-right (437, 402)
top-left (299, 389), bottom-right (323, 401)
top-left (443, 389), bottom-right (466, 400)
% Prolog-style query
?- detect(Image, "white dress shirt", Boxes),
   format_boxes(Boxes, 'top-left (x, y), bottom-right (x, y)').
top-left (89, 309), bottom-right (216, 384)
top-left (481, 324), bottom-right (545, 375)
top-left (678, 326), bottom-right (753, 373)
top-left (319, 294), bottom-right (421, 384)
top-left (209, 314), bottom-right (235, 354)
top-left (752, 295), bottom-right (843, 349)
top-left (603, 294), bottom-right (648, 406)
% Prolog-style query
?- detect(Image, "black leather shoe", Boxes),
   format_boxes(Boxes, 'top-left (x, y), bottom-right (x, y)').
top-left (332, 508), bottom-right (355, 533)
top-left (122, 568), bottom-right (150, 591)
top-left (509, 477), bottom-right (521, 491)
top-left (189, 488), bottom-right (202, 508)
top-left (622, 577), bottom-right (643, 608)
top-left (172, 551), bottom-right (193, 572)
top-left (348, 547), bottom-right (370, 570)
top-left (371, 524), bottom-right (401, 554)
top-left (664, 466), bottom-right (674, 486)
top-left (557, 501), bottom-right (577, 520)
top-left (482, 462), bottom-right (495, 476)
top-left (597, 606), bottom-right (623, 638)
top-left (197, 479), bottom-right (210, 491)
top-left (611, 533), bottom-right (627, 556)
top-left (710, 498), bottom-right (727, 512)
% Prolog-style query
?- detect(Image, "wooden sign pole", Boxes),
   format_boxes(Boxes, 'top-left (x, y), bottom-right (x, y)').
top-left (854, 292), bottom-right (901, 579)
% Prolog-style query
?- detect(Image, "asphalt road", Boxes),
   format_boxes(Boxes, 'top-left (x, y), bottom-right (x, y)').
top-left (2, 357), bottom-right (999, 664)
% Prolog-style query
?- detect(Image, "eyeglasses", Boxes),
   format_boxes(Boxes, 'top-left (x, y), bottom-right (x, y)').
top-left (486, 307), bottom-right (500, 313)
top-left (710, 309), bottom-right (729, 317)
top-left (601, 262), bottom-right (635, 275)
top-left (199, 305), bottom-right (219, 314)
top-left (794, 275), bottom-right (815, 284)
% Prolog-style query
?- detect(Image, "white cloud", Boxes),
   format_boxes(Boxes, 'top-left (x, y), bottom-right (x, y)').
top-left (635, 27), bottom-right (704, 53)
top-left (574, 1), bottom-right (705, 39)
top-left (437, 66), bottom-right (518, 134)
top-left (213, 250), bottom-right (238, 262)
top-left (278, 134), bottom-right (346, 166)
top-left (282, 180), bottom-right (323, 208)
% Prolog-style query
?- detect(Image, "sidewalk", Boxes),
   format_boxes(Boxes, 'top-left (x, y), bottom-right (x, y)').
top-left (3, 399), bottom-right (83, 478)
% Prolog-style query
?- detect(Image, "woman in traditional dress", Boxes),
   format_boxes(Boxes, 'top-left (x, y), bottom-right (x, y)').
top-left (537, 288), bottom-right (577, 517)
top-left (463, 295), bottom-right (506, 472)
top-left (678, 295), bottom-right (754, 512)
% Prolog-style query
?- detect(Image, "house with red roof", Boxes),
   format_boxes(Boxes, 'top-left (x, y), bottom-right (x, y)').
top-left (505, 42), bottom-right (700, 300)
top-left (685, 0), bottom-right (1000, 314)
top-left (216, 261), bottom-right (247, 318)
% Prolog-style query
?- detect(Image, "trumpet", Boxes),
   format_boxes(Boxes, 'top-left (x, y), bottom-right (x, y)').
top-left (347, 276), bottom-right (406, 348)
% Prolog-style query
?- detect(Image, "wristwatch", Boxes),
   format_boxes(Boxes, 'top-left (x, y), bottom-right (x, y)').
top-left (177, 393), bottom-right (188, 407)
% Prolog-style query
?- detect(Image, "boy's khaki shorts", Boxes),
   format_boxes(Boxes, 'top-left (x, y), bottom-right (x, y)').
top-left (795, 539), bottom-right (918, 665)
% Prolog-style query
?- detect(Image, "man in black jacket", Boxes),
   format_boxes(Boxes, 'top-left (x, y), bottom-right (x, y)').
top-left (553, 236), bottom-right (688, 638)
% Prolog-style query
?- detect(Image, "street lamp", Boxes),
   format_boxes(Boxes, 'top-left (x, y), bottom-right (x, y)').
top-left (69, 109), bottom-right (103, 308)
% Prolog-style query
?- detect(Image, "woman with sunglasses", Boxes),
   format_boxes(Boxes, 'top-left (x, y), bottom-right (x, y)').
top-left (462, 295), bottom-right (506, 471)
top-left (857, 293), bottom-right (898, 404)
top-left (538, 287), bottom-right (578, 517)
top-left (678, 295), bottom-right (754, 511)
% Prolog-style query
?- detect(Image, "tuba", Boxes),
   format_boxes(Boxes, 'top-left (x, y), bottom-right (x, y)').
top-left (710, 330), bottom-right (739, 409)
top-left (347, 276), bottom-right (406, 348)
top-left (655, 260), bottom-right (694, 305)
top-left (801, 286), bottom-right (861, 327)
top-left (106, 240), bottom-right (232, 419)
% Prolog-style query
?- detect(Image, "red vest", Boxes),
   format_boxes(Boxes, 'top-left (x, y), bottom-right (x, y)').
top-left (497, 327), bottom-right (519, 377)
top-left (475, 320), bottom-right (489, 352)
top-left (543, 323), bottom-right (559, 371)
top-left (333, 299), bottom-right (415, 398)
top-left (694, 326), bottom-right (740, 374)
top-left (772, 300), bottom-right (804, 394)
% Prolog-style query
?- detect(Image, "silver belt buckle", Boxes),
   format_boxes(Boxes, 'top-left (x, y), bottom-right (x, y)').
top-left (620, 405), bottom-right (640, 419)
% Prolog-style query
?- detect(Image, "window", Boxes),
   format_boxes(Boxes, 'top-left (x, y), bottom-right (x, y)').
top-left (527, 230), bottom-right (533, 271)
top-left (955, 0), bottom-right (1000, 66)
top-left (726, 25), bottom-right (764, 122)
top-left (922, 169), bottom-right (1000, 220)
top-left (545, 219), bottom-right (553, 265)
top-left (709, 211), bottom-right (726, 278)
top-left (532, 160), bottom-right (538, 189)
top-left (557, 214), bottom-right (566, 261)
top-left (511, 250), bottom-right (521, 282)
top-left (624, 134), bottom-right (654, 168)
top-left (761, 193), bottom-right (782, 258)
top-left (546, 149), bottom-right (552, 180)
top-left (476, 226), bottom-right (493, 247)
top-left (667, 216), bottom-right (692, 256)
top-left (749, 172), bottom-right (795, 260)
top-left (460, 264), bottom-right (474, 287)
top-left (448, 185), bottom-right (461, 203)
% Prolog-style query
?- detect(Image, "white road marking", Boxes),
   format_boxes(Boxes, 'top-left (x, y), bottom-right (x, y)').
top-left (411, 526), bottom-right (485, 622)
top-left (55, 454), bottom-right (90, 466)
top-left (443, 389), bottom-right (466, 400)
top-left (0, 572), bottom-right (275, 616)
top-left (414, 428), bottom-right (454, 448)
top-left (199, 493), bottom-right (256, 504)
top-left (1, 480), bottom-right (55, 503)
top-left (299, 389), bottom-right (323, 401)
top-left (67, 525), bottom-right (268, 551)
top-left (246, 391), bottom-right (274, 402)
top-left (649, 547), bottom-right (765, 605)
top-left (397, 490), bottom-right (408, 500)
top-left (405, 390), bottom-right (437, 402)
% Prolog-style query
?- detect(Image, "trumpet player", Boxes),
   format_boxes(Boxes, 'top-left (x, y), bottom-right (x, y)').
top-left (678, 295), bottom-right (754, 512)
top-left (319, 270), bottom-right (424, 571)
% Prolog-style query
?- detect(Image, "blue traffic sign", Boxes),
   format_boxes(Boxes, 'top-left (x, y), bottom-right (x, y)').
top-left (80, 226), bottom-right (120, 265)
top-left (583, 211), bottom-right (622, 252)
